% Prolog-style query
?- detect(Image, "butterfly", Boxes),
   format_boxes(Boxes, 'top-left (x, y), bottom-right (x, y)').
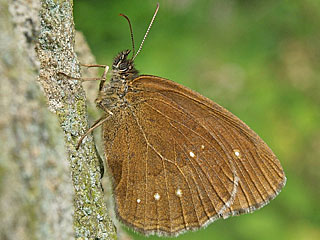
top-left (77, 3), bottom-right (286, 237)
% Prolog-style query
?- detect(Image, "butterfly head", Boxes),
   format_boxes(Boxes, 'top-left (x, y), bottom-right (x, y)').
top-left (111, 50), bottom-right (139, 82)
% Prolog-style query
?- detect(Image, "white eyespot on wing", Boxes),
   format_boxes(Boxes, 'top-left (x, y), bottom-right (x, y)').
top-left (175, 188), bottom-right (182, 197)
top-left (233, 149), bottom-right (241, 158)
top-left (154, 193), bottom-right (160, 201)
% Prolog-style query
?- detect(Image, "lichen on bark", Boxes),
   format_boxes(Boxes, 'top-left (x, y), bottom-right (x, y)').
top-left (36, 0), bottom-right (117, 239)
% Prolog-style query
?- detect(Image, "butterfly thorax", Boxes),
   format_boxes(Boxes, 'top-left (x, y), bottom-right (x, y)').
top-left (95, 50), bottom-right (139, 111)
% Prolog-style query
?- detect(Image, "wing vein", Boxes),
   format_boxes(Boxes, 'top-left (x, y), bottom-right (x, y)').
top-left (141, 97), bottom-right (234, 183)
top-left (127, 104), bottom-right (200, 229)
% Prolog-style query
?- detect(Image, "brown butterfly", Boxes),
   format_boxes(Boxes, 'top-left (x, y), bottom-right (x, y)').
top-left (77, 3), bottom-right (286, 237)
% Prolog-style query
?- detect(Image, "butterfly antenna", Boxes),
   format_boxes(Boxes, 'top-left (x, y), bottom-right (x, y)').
top-left (119, 13), bottom-right (135, 57)
top-left (132, 3), bottom-right (159, 60)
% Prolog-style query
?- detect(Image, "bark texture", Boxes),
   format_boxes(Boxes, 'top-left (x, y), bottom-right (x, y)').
top-left (36, 0), bottom-right (116, 239)
top-left (0, 0), bottom-right (73, 239)
top-left (0, 0), bottom-right (118, 239)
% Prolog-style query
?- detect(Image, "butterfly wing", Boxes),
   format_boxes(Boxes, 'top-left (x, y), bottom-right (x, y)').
top-left (102, 75), bottom-right (286, 236)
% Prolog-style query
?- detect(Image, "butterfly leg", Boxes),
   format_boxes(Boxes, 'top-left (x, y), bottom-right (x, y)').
top-left (76, 115), bottom-right (111, 150)
top-left (80, 64), bottom-right (109, 91)
top-left (80, 63), bottom-right (108, 68)
top-left (58, 65), bottom-right (109, 82)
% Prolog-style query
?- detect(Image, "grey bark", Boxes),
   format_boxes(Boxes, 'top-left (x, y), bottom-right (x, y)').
top-left (36, 0), bottom-right (117, 239)
top-left (0, 0), bottom-right (120, 239)
top-left (0, 0), bottom-right (73, 239)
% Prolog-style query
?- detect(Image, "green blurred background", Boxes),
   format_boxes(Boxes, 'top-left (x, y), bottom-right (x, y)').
top-left (74, 0), bottom-right (320, 239)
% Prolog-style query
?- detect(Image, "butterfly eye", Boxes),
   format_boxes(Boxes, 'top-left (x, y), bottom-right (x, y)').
top-left (119, 63), bottom-right (128, 71)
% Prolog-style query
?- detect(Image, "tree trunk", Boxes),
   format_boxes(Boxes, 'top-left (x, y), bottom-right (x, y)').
top-left (0, 0), bottom-right (119, 239)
